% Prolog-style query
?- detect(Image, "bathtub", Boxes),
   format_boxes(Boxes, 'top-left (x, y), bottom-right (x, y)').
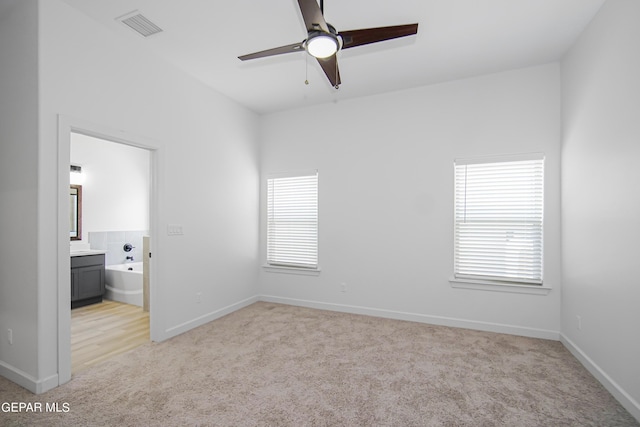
top-left (105, 262), bottom-right (143, 307)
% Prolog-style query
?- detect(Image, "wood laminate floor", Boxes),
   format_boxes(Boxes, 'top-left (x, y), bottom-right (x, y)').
top-left (71, 300), bottom-right (149, 374)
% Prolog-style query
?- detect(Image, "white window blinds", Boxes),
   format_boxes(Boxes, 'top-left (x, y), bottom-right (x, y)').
top-left (454, 154), bottom-right (544, 285)
top-left (267, 172), bottom-right (318, 269)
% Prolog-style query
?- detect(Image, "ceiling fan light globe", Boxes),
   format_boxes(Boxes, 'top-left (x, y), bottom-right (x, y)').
top-left (306, 33), bottom-right (338, 58)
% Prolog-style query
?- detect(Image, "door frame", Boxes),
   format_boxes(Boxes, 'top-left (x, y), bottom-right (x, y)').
top-left (57, 115), bottom-right (161, 385)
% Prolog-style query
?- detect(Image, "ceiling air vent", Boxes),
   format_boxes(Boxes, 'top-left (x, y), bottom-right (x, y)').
top-left (116, 11), bottom-right (163, 38)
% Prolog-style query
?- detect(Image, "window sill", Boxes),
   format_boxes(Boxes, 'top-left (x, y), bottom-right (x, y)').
top-left (449, 277), bottom-right (551, 295)
top-left (263, 265), bottom-right (321, 276)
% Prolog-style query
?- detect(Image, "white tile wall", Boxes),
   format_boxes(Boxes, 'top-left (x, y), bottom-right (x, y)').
top-left (89, 230), bottom-right (147, 265)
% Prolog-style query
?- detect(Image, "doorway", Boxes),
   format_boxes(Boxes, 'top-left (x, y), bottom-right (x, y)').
top-left (57, 116), bottom-right (159, 384)
top-left (69, 131), bottom-right (152, 373)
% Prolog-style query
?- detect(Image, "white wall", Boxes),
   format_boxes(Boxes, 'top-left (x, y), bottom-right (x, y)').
top-left (70, 132), bottom-right (151, 246)
top-left (0, 0), bottom-right (40, 385)
top-left (0, 0), bottom-right (259, 393)
top-left (259, 64), bottom-right (562, 338)
top-left (561, 0), bottom-right (640, 419)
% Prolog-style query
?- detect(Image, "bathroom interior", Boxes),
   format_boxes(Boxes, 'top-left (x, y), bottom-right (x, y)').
top-left (69, 131), bottom-right (152, 373)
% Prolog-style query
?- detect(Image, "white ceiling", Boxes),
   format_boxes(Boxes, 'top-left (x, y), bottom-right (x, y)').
top-left (59, 0), bottom-right (605, 115)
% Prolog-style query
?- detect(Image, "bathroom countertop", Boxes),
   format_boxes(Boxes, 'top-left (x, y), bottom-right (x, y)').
top-left (70, 249), bottom-right (108, 257)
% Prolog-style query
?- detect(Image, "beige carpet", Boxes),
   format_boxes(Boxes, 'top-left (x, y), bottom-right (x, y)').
top-left (1, 302), bottom-right (637, 426)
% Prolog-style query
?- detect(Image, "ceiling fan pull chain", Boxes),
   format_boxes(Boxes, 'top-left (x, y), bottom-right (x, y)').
top-left (305, 53), bottom-right (309, 85)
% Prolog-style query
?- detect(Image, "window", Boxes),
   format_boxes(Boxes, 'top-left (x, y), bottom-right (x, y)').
top-left (453, 154), bottom-right (544, 285)
top-left (266, 171), bottom-right (318, 269)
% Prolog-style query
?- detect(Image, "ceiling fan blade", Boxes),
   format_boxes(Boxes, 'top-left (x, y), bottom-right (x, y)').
top-left (238, 42), bottom-right (305, 61)
top-left (316, 55), bottom-right (341, 88)
top-left (297, 0), bottom-right (329, 32)
top-left (340, 23), bottom-right (418, 50)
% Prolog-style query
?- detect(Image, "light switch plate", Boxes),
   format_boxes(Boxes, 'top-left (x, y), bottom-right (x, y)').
top-left (167, 224), bottom-right (184, 236)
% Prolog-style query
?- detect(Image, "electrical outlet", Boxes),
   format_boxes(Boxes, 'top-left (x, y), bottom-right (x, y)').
top-left (7, 328), bottom-right (13, 345)
top-left (196, 292), bottom-right (202, 303)
top-left (340, 282), bottom-right (347, 293)
top-left (576, 315), bottom-right (582, 330)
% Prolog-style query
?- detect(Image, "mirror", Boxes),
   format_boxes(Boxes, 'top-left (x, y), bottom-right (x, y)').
top-left (70, 185), bottom-right (82, 240)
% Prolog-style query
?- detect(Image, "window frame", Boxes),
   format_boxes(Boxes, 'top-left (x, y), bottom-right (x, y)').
top-left (264, 170), bottom-right (320, 275)
top-left (449, 153), bottom-right (550, 295)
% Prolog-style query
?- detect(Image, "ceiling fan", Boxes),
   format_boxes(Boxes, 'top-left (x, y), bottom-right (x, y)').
top-left (238, 0), bottom-right (418, 88)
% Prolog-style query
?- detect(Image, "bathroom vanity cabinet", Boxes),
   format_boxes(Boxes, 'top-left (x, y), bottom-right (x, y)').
top-left (71, 253), bottom-right (105, 309)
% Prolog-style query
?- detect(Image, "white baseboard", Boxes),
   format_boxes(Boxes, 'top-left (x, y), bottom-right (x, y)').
top-left (0, 360), bottom-right (59, 394)
top-left (161, 295), bottom-right (259, 340)
top-left (560, 333), bottom-right (640, 422)
top-left (259, 295), bottom-right (560, 340)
